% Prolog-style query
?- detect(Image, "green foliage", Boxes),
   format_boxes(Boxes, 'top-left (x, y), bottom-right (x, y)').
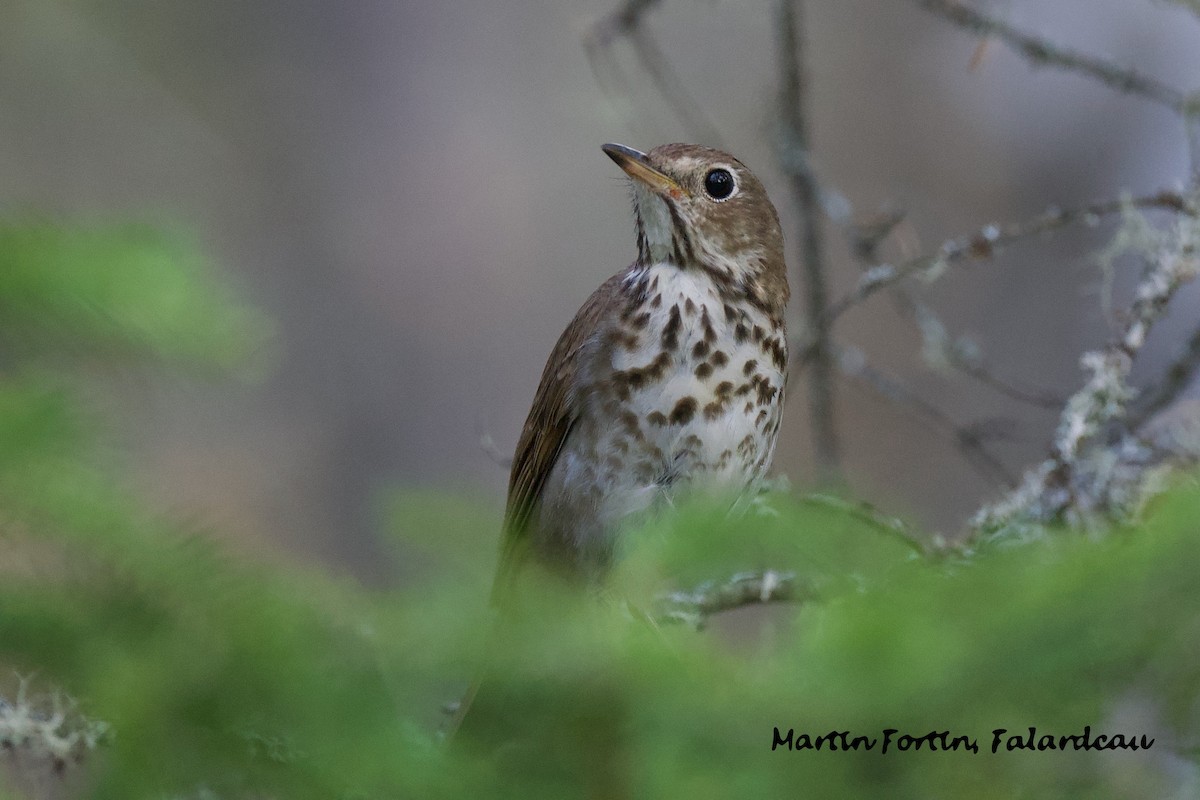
top-left (0, 223), bottom-right (263, 368)
top-left (0, 222), bottom-right (1197, 798)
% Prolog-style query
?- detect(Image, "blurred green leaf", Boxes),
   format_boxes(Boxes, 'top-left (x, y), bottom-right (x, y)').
top-left (0, 222), bottom-right (266, 368)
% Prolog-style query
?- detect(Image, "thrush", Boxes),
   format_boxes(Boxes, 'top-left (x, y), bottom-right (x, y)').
top-left (492, 143), bottom-right (790, 600)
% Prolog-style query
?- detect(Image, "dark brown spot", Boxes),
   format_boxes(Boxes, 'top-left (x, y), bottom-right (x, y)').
top-left (692, 340), bottom-right (711, 359)
top-left (612, 371), bottom-right (631, 400)
top-left (756, 409), bottom-right (769, 427)
top-left (684, 297), bottom-right (696, 315)
top-left (650, 293), bottom-right (662, 308)
top-left (723, 303), bottom-right (738, 322)
top-left (715, 381), bottom-right (734, 398)
top-left (735, 382), bottom-right (753, 397)
top-left (752, 325), bottom-right (765, 342)
top-left (734, 323), bottom-right (749, 343)
top-left (631, 311), bottom-right (651, 330)
top-left (606, 329), bottom-right (639, 350)
top-left (669, 396), bottom-right (697, 425)
top-left (662, 305), bottom-right (682, 350)
top-left (710, 350), bottom-right (729, 368)
top-left (702, 309), bottom-right (717, 343)
top-left (757, 381), bottom-right (779, 405)
top-left (763, 338), bottom-right (787, 370)
top-left (743, 359), bottom-right (758, 376)
top-left (684, 434), bottom-right (702, 448)
top-left (703, 401), bottom-right (725, 420)
top-left (613, 438), bottom-right (629, 454)
top-left (695, 363), bottom-right (714, 380)
top-left (666, 202), bottom-right (696, 263)
top-left (647, 411), bottom-right (668, 427)
top-left (737, 434), bottom-right (756, 456)
top-left (744, 402), bottom-right (754, 413)
top-left (620, 410), bottom-right (639, 433)
top-left (623, 352), bottom-right (671, 392)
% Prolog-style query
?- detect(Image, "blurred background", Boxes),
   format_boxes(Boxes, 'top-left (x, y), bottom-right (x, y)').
top-left (3, 0), bottom-right (1198, 582)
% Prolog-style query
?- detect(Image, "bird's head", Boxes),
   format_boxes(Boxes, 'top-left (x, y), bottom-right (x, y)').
top-left (602, 142), bottom-right (788, 313)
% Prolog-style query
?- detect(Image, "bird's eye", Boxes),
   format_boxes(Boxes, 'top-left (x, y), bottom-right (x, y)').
top-left (703, 168), bottom-right (736, 201)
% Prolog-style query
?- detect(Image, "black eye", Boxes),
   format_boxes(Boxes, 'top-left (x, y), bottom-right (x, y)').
top-left (703, 168), bottom-right (735, 200)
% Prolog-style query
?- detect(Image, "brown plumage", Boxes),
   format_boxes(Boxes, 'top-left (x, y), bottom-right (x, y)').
top-left (492, 143), bottom-right (790, 603)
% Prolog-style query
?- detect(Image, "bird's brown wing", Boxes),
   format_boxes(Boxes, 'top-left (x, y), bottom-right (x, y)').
top-left (491, 272), bottom-right (625, 604)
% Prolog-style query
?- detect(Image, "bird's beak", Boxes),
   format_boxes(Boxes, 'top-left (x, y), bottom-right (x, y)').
top-left (602, 143), bottom-right (688, 199)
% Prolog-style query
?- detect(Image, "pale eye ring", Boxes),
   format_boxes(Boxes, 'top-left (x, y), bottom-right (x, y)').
top-left (703, 168), bottom-right (737, 201)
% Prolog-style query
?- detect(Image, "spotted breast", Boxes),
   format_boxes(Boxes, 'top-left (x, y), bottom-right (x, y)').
top-left (494, 142), bottom-right (789, 596)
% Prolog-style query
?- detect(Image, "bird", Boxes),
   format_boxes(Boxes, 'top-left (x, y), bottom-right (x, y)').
top-left (492, 142), bottom-right (790, 602)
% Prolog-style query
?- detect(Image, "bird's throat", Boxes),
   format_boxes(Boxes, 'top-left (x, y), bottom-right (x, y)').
top-left (634, 190), bottom-right (691, 267)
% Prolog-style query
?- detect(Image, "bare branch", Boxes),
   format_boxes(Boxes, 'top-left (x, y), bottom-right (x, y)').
top-left (777, 0), bottom-right (839, 481)
top-left (584, 0), bottom-right (725, 146)
top-left (1187, 93), bottom-right (1200, 187)
top-left (1160, 0), bottom-right (1200, 19)
top-left (905, 293), bottom-right (1065, 408)
top-left (847, 210), bottom-right (1065, 409)
top-left (974, 206), bottom-right (1200, 537)
top-left (584, 0), bottom-right (660, 50)
top-left (1, 679), bottom-right (108, 776)
top-left (838, 347), bottom-right (1019, 488)
top-left (916, 0), bottom-right (1188, 113)
top-left (1129, 323), bottom-right (1200, 431)
top-left (817, 191), bottom-right (1195, 336)
top-left (656, 570), bottom-right (804, 629)
top-left (795, 492), bottom-right (927, 555)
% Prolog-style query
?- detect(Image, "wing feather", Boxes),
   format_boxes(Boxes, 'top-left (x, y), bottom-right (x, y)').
top-left (491, 272), bottom-right (626, 603)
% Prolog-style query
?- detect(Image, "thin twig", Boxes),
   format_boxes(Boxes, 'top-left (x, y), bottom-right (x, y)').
top-left (0, 679), bottom-right (108, 773)
top-left (777, 0), bottom-right (839, 481)
top-left (794, 492), bottom-right (926, 555)
top-left (1187, 93), bottom-right (1200, 188)
top-left (839, 348), bottom-right (1019, 488)
top-left (626, 28), bottom-right (726, 147)
top-left (656, 570), bottom-right (804, 629)
top-left (902, 292), bottom-right (1064, 408)
top-left (974, 205), bottom-right (1200, 536)
top-left (814, 191), bottom-right (1195, 341)
top-left (1129, 324), bottom-right (1200, 431)
top-left (584, 0), bottom-right (725, 146)
top-left (916, 0), bottom-right (1188, 113)
top-left (1161, 0), bottom-right (1200, 20)
top-left (847, 210), bottom-right (1065, 409)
